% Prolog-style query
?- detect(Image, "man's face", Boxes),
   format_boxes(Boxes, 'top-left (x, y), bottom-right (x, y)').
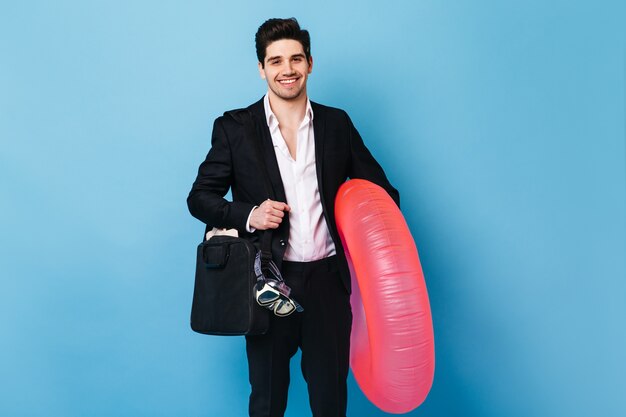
top-left (258, 39), bottom-right (313, 102)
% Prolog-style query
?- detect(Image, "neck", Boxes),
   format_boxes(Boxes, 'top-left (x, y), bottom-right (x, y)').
top-left (267, 90), bottom-right (308, 126)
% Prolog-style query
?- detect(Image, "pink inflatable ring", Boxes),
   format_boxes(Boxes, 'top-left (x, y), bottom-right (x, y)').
top-left (335, 179), bottom-right (435, 413)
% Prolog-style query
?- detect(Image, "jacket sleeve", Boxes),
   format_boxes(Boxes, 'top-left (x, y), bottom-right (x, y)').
top-left (187, 117), bottom-right (256, 231)
top-left (345, 112), bottom-right (401, 208)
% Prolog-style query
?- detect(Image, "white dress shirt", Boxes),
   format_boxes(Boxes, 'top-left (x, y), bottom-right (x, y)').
top-left (253, 93), bottom-right (336, 262)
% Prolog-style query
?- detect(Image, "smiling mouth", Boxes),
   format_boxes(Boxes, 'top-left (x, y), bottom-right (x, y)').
top-left (278, 78), bottom-right (298, 86)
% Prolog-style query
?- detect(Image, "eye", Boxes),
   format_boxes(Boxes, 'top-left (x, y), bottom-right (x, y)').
top-left (293, 57), bottom-right (302, 62)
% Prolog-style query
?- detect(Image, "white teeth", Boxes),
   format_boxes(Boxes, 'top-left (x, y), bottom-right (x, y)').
top-left (279, 79), bottom-right (296, 84)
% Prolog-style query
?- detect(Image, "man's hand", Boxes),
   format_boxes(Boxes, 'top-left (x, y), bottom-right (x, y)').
top-left (249, 199), bottom-right (291, 230)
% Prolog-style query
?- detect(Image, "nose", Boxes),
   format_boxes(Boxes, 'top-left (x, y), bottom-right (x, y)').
top-left (282, 61), bottom-right (295, 75)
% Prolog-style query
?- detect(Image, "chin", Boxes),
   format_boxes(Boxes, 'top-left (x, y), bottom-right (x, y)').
top-left (273, 89), bottom-right (305, 101)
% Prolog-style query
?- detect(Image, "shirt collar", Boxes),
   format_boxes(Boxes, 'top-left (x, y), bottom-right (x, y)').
top-left (263, 93), bottom-right (314, 132)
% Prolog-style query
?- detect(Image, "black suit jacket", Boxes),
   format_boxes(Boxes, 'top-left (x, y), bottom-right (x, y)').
top-left (188, 97), bottom-right (399, 293)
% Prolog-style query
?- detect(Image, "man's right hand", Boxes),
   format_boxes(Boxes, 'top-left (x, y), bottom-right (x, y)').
top-left (249, 199), bottom-right (291, 230)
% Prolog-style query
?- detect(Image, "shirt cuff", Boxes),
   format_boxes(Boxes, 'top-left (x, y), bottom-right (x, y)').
top-left (246, 206), bottom-right (258, 233)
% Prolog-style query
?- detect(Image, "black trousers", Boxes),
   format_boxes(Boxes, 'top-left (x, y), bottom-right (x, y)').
top-left (245, 256), bottom-right (352, 417)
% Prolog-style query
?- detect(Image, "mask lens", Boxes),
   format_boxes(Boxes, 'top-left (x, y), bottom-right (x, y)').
top-left (256, 285), bottom-right (280, 306)
top-left (274, 298), bottom-right (296, 316)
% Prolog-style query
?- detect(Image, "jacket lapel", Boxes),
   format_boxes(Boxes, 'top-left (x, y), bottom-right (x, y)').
top-left (311, 101), bottom-right (326, 204)
top-left (248, 98), bottom-right (287, 203)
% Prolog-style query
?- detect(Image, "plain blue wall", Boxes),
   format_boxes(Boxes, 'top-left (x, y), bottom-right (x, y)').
top-left (1, 1), bottom-right (624, 416)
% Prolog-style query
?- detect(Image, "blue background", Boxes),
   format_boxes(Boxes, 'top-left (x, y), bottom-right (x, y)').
top-left (1, 1), bottom-right (624, 416)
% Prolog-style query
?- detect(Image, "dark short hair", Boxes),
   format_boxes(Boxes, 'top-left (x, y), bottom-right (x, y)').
top-left (255, 18), bottom-right (311, 67)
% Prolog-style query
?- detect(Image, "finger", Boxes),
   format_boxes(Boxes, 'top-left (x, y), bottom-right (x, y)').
top-left (264, 201), bottom-right (289, 213)
top-left (262, 207), bottom-right (284, 220)
top-left (266, 214), bottom-right (283, 224)
top-left (268, 208), bottom-right (285, 218)
top-left (270, 201), bottom-right (290, 212)
top-left (264, 220), bottom-right (280, 229)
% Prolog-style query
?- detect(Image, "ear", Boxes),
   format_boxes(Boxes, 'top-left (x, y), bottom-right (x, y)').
top-left (258, 61), bottom-right (266, 79)
top-left (308, 56), bottom-right (313, 74)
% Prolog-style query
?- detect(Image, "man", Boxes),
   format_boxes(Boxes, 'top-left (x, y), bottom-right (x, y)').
top-left (188, 18), bottom-right (399, 417)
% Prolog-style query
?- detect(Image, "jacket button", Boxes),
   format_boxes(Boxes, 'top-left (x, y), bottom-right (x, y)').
top-left (279, 239), bottom-right (286, 246)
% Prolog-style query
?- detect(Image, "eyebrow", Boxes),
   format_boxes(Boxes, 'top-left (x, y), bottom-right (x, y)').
top-left (266, 53), bottom-right (306, 62)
